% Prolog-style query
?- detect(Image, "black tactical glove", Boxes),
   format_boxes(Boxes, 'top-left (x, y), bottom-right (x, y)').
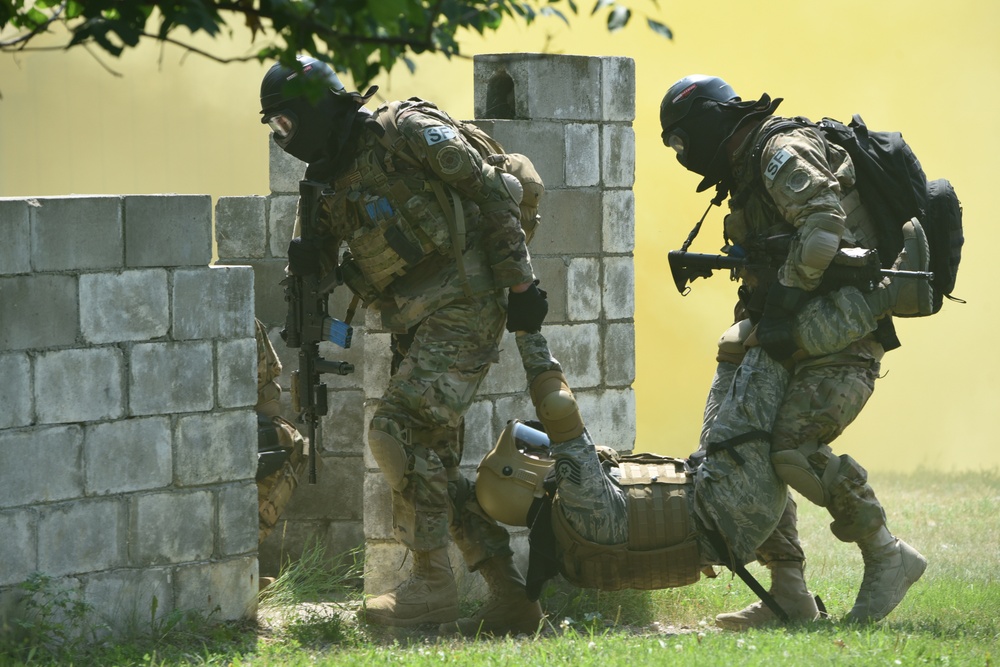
top-left (756, 284), bottom-right (811, 362)
top-left (505, 280), bottom-right (548, 333)
top-left (287, 238), bottom-right (323, 276)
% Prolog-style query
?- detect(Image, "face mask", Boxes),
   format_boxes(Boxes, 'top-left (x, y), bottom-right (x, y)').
top-left (265, 94), bottom-right (358, 164)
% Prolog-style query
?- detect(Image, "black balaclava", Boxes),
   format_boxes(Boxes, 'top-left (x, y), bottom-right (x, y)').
top-left (273, 92), bottom-right (360, 165)
top-left (678, 94), bottom-right (783, 194)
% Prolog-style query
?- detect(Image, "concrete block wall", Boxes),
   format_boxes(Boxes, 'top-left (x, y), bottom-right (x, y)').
top-left (0, 195), bottom-right (259, 637)
top-left (214, 53), bottom-right (637, 602)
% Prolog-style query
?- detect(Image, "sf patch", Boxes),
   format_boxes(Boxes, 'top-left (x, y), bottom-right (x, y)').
top-left (764, 147), bottom-right (792, 181)
top-left (422, 125), bottom-right (457, 146)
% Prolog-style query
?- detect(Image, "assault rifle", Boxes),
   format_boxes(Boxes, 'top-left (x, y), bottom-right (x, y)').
top-left (281, 179), bottom-right (355, 484)
top-left (668, 240), bottom-right (934, 296)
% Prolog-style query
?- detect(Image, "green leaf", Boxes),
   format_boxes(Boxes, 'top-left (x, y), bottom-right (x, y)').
top-left (647, 18), bottom-right (672, 39)
top-left (591, 0), bottom-right (615, 16)
top-left (607, 5), bottom-right (630, 31)
top-left (540, 6), bottom-right (569, 25)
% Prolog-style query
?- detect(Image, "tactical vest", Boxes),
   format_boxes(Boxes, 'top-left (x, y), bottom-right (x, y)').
top-left (551, 454), bottom-right (702, 590)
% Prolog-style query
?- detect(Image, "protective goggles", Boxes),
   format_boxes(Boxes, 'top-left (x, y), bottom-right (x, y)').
top-left (263, 111), bottom-right (297, 142)
top-left (662, 127), bottom-right (689, 156)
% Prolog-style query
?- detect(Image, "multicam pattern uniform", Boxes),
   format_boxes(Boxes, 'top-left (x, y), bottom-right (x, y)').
top-left (300, 101), bottom-right (535, 568)
top-left (712, 116), bottom-right (890, 564)
top-left (517, 332), bottom-right (787, 568)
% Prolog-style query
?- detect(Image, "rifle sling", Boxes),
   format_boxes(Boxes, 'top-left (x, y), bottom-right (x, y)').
top-left (702, 526), bottom-right (790, 623)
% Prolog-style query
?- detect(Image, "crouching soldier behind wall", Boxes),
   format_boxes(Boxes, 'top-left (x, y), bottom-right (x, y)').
top-left (255, 318), bottom-right (308, 549)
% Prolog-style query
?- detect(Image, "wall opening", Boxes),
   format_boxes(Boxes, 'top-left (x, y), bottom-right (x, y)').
top-left (485, 71), bottom-right (516, 119)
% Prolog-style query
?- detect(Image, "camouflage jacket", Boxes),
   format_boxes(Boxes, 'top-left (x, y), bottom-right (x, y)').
top-left (295, 100), bottom-right (534, 332)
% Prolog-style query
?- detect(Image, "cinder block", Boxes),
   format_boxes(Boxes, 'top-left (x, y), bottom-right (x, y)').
top-left (281, 452), bottom-right (363, 521)
top-left (35, 348), bottom-right (124, 424)
top-left (175, 410), bottom-right (257, 486)
top-left (474, 54), bottom-right (603, 121)
top-left (268, 195), bottom-right (298, 257)
top-left (469, 119), bottom-right (567, 189)
top-left (601, 57), bottom-right (636, 122)
top-left (461, 399), bottom-right (495, 470)
top-left (218, 482), bottom-right (258, 557)
top-left (0, 510), bottom-right (37, 586)
top-left (0, 426), bottom-right (83, 507)
top-left (602, 189), bottom-right (635, 254)
top-left (31, 195), bottom-right (123, 272)
top-left (577, 388), bottom-right (635, 451)
top-left (172, 266), bottom-right (254, 340)
top-left (565, 124), bottom-right (600, 187)
top-left (362, 471), bottom-right (394, 540)
top-left (545, 323), bottom-right (602, 389)
top-left (173, 556), bottom-right (257, 621)
top-left (83, 568), bottom-right (173, 633)
top-left (38, 498), bottom-right (124, 576)
top-left (84, 417), bottom-right (172, 495)
top-left (269, 139), bottom-right (306, 195)
top-left (216, 196), bottom-right (267, 260)
top-left (602, 125), bottom-right (635, 188)
top-left (362, 332), bottom-right (392, 400)
top-left (217, 337), bottom-right (257, 409)
top-left (602, 256), bottom-right (635, 320)
top-left (528, 256), bottom-right (568, 323)
top-left (319, 390), bottom-right (366, 456)
top-left (214, 258), bottom-right (286, 326)
top-left (478, 330), bottom-right (528, 396)
top-left (0, 352), bottom-right (32, 429)
top-left (132, 490), bottom-right (215, 564)
top-left (567, 257), bottom-right (601, 322)
top-left (0, 199), bottom-right (31, 275)
top-left (493, 394), bottom-right (534, 436)
top-left (124, 195), bottom-right (212, 268)
top-left (604, 322), bottom-right (636, 388)
top-left (129, 341), bottom-right (214, 416)
top-left (526, 188), bottom-right (602, 256)
top-left (80, 269), bottom-right (169, 344)
top-left (0, 274), bottom-right (78, 351)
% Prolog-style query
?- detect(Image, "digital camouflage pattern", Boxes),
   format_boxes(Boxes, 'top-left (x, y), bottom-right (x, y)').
top-left (721, 116), bottom-right (892, 563)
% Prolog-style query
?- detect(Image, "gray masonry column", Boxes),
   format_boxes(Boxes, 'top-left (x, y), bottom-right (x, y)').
top-left (361, 53), bottom-right (638, 601)
top-left (0, 194), bottom-right (258, 637)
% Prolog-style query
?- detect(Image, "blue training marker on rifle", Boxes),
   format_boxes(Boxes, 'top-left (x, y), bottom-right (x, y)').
top-left (324, 317), bottom-right (353, 349)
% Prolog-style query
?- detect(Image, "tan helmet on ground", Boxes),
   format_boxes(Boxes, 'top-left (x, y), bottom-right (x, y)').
top-left (476, 421), bottom-right (554, 527)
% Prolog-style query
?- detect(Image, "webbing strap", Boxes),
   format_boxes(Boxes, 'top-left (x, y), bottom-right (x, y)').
top-left (430, 182), bottom-right (473, 298)
top-left (703, 527), bottom-right (789, 623)
top-left (705, 429), bottom-right (771, 466)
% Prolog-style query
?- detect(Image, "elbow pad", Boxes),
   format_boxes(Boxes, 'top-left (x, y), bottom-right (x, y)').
top-left (798, 219), bottom-right (844, 271)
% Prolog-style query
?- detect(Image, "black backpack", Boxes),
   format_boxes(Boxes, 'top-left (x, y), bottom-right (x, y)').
top-left (753, 115), bottom-right (964, 314)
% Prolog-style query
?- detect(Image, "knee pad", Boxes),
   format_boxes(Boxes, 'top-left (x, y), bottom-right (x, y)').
top-left (770, 446), bottom-right (840, 507)
top-left (717, 318), bottom-right (753, 364)
top-left (529, 369), bottom-right (584, 442)
top-left (368, 418), bottom-right (411, 492)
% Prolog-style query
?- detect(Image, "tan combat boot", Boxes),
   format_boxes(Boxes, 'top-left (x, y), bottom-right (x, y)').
top-left (440, 555), bottom-right (543, 636)
top-left (865, 217), bottom-right (933, 317)
top-left (845, 526), bottom-right (927, 624)
top-left (358, 548), bottom-right (459, 627)
top-left (715, 561), bottom-right (820, 631)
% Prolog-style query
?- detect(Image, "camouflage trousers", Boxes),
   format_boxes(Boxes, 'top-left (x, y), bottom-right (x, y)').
top-left (695, 348), bottom-right (790, 565)
top-left (371, 293), bottom-right (513, 568)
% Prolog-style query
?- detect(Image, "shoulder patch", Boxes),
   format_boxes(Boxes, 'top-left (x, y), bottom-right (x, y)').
top-left (422, 125), bottom-right (457, 146)
top-left (763, 148), bottom-right (793, 182)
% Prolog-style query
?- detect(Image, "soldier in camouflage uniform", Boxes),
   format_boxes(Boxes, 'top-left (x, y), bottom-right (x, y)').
top-left (659, 74), bottom-right (930, 627)
top-left (259, 57), bottom-right (546, 633)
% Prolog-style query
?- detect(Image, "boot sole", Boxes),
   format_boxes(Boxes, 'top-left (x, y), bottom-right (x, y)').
top-left (358, 605), bottom-right (460, 628)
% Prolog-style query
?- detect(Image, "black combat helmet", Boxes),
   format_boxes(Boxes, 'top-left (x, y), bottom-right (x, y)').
top-left (659, 74), bottom-right (781, 193)
top-left (259, 55), bottom-right (377, 165)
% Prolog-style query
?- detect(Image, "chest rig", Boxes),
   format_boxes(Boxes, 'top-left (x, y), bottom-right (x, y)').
top-left (328, 112), bottom-right (469, 297)
top-left (551, 454), bottom-right (702, 590)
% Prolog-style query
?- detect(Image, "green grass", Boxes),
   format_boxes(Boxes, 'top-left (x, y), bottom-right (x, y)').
top-left (2, 470), bottom-right (997, 666)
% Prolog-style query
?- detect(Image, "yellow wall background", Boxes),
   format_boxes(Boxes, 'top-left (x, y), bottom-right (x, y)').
top-left (2, 1), bottom-right (995, 471)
